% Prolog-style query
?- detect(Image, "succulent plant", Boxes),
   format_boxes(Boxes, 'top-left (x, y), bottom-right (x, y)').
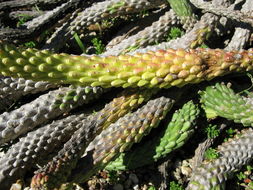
top-left (1, 44), bottom-right (253, 89)
top-left (0, 0), bottom-right (253, 189)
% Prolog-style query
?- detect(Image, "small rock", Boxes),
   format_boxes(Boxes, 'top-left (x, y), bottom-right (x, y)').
top-left (10, 183), bottom-right (22, 190)
top-left (129, 173), bottom-right (139, 184)
top-left (75, 184), bottom-right (85, 190)
top-left (181, 165), bottom-right (192, 176)
top-left (142, 184), bottom-right (148, 190)
top-left (244, 170), bottom-right (251, 176)
top-left (182, 160), bottom-right (189, 166)
top-left (113, 184), bottom-right (124, 190)
top-left (124, 179), bottom-right (132, 189)
top-left (133, 184), bottom-right (140, 190)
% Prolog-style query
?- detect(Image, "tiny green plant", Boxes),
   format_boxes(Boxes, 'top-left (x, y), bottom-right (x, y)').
top-left (166, 27), bottom-right (185, 41)
top-left (122, 44), bottom-right (141, 54)
top-left (204, 148), bottom-right (219, 160)
top-left (101, 20), bottom-right (113, 29)
top-left (38, 30), bottom-right (51, 43)
top-left (139, 9), bottom-right (149, 17)
top-left (122, 38), bottom-right (147, 53)
top-left (17, 14), bottom-right (33, 27)
top-left (91, 38), bottom-right (105, 54)
top-left (199, 43), bottom-right (209, 48)
top-left (246, 182), bottom-right (253, 190)
top-left (92, 110), bottom-right (98, 115)
top-left (235, 165), bottom-right (253, 189)
top-left (148, 186), bottom-right (156, 190)
top-left (238, 73), bottom-right (253, 96)
top-left (24, 41), bottom-right (36, 48)
top-left (236, 171), bottom-right (246, 181)
top-left (246, 165), bottom-right (253, 172)
top-left (107, 1), bottom-right (125, 14)
top-left (73, 33), bottom-right (86, 53)
top-left (169, 181), bottom-right (184, 190)
top-left (101, 17), bottom-right (118, 29)
top-left (205, 124), bottom-right (220, 139)
top-left (107, 170), bottom-right (119, 184)
top-left (33, 4), bottom-right (41, 12)
top-left (224, 128), bottom-right (237, 141)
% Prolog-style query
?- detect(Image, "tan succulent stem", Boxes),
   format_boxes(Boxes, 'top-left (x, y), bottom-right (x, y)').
top-left (30, 88), bottom-right (156, 189)
top-left (69, 96), bottom-right (174, 184)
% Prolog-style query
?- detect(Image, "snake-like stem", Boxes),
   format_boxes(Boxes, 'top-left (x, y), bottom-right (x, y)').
top-left (1, 44), bottom-right (253, 88)
top-left (167, 0), bottom-right (197, 31)
top-left (190, 0), bottom-right (253, 26)
top-left (200, 83), bottom-right (253, 126)
top-left (0, 112), bottom-right (88, 189)
top-left (30, 88), bottom-right (157, 189)
top-left (103, 10), bottom-right (179, 55)
top-left (132, 12), bottom-right (219, 53)
top-left (0, 86), bottom-right (103, 145)
top-left (68, 96), bottom-right (174, 184)
top-left (43, 0), bottom-right (167, 51)
top-left (106, 100), bottom-right (199, 171)
top-left (0, 77), bottom-right (56, 97)
top-left (187, 128), bottom-right (253, 190)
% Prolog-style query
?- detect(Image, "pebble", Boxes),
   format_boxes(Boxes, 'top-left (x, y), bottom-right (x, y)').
top-left (142, 184), bottom-right (148, 190)
top-left (133, 184), bottom-right (140, 190)
top-left (10, 183), bottom-right (22, 190)
top-left (113, 184), bottom-right (124, 190)
top-left (129, 173), bottom-right (139, 184)
top-left (181, 165), bottom-right (192, 176)
top-left (244, 170), bottom-right (251, 175)
top-left (181, 160), bottom-right (192, 177)
top-left (124, 179), bottom-right (132, 189)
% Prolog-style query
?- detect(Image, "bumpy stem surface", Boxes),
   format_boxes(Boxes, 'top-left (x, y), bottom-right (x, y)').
top-left (0, 76), bottom-right (57, 111)
top-left (103, 10), bottom-right (179, 55)
top-left (133, 12), bottom-right (218, 53)
top-left (0, 77), bottom-right (56, 97)
top-left (106, 100), bottom-right (199, 171)
top-left (167, 0), bottom-right (197, 30)
top-left (190, 0), bottom-right (253, 26)
top-left (69, 96), bottom-right (174, 183)
top-left (187, 128), bottom-right (253, 190)
top-left (1, 44), bottom-right (253, 88)
top-left (225, 0), bottom-right (253, 51)
top-left (0, 86), bottom-right (103, 145)
top-left (30, 88), bottom-right (156, 189)
top-left (44, 0), bottom-right (166, 51)
top-left (200, 83), bottom-right (253, 126)
top-left (0, 112), bottom-right (87, 189)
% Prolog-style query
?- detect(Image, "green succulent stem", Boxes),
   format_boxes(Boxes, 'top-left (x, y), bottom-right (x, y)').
top-left (1, 44), bottom-right (253, 89)
top-left (167, 0), bottom-right (197, 28)
top-left (200, 83), bottom-right (253, 126)
top-left (167, 0), bottom-right (194, 18)
top-left (105, 101), bottom-right (199, 171)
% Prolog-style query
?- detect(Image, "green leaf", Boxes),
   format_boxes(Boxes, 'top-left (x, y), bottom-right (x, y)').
top-left (73, 33), bottom-right (86, 53)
